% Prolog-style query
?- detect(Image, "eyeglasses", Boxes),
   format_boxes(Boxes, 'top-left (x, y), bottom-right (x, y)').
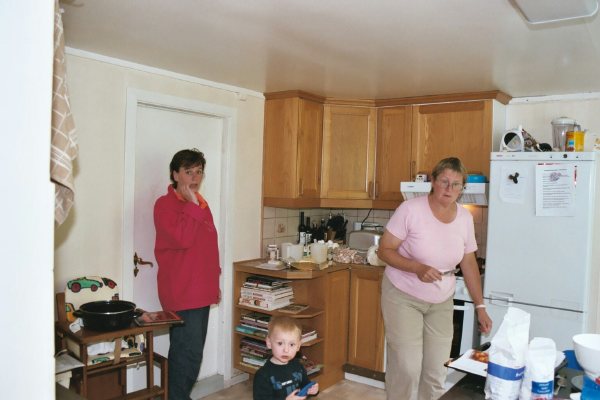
top-left (437, 179), bottom-right (464, 191)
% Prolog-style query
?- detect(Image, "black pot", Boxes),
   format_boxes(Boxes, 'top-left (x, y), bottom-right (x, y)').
top-left (74, 300), bottom-right (142, 331)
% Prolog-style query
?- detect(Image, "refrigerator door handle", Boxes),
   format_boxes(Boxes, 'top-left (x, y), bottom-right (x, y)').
top-left (489, 292), bottom-right (514, 307)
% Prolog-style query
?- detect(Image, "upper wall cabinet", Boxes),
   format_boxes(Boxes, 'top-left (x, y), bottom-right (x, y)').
top-left (263, 91), bottom-right (325, 208)
top-left (411, 100), bottom-right (498, 180)
top-left (373, 106), bottom-right (413, 209)
top-left (321, 105), bottom-right (377, 206)
top-left (262, 90), bottom-right (509, 210)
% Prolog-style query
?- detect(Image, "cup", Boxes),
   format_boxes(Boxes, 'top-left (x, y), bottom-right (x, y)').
top-left (288, 244), bottom-right (303, 261)
top-left (310, 243), bottom-right (328, 263)
top-left (280, 243), bottom-right (293, 259)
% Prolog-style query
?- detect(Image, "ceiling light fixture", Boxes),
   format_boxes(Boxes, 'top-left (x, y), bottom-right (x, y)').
top-left (512, 0), bottom-right (599, 24)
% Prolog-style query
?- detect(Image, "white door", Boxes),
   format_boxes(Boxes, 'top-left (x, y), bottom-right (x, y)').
top-left (123, 90), bottom-right (236, 392)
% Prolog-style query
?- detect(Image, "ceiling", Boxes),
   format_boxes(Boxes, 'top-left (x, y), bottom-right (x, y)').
top-left (60, 0), bottom-right (600, 100)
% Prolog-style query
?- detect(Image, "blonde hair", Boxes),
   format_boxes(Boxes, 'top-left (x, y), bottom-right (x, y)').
top-left (268, 316), bottom-right (302, 340)
top-left (431, 157), bottom-right (467, 183)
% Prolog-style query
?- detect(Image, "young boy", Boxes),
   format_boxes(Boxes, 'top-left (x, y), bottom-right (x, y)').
top-left (253, 316), bottom-right (319, 400)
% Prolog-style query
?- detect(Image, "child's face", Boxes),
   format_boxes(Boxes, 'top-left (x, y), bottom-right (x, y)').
top-left (266, 328), bottom-right (301, 365)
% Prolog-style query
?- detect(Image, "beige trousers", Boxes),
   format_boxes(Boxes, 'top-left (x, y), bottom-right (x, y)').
top-left (381, 274), bottom-right (454, 400)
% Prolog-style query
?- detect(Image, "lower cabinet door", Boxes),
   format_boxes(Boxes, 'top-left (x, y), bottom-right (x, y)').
top-left (348, 268), bottom-right (385, 372)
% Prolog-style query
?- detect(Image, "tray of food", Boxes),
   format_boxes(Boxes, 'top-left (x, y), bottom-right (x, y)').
top-left (447, 342), bottom-right (568, 378)
top-left (446, 342), bottom-right (491, 377)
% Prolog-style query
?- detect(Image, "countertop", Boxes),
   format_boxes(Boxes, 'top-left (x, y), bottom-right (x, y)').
top-left (234, 258), bottom-right (383, 276)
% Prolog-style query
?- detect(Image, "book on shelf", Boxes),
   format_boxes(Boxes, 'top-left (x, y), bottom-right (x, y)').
top-left (244, 275), bottom-right (292, 289)
top-left (242, 356), bottom-right (267, 367)
top-left (301, 332), bottom-right (318, 344)
top-left (240, 286), bottom-right (293, 299)
top-left (239, 360), bottom-right (260, 370)
top-left (277, 303), bottom-right (310, 314)
top-left (241, 311), bottom-right (271, 328)
top-left (239, 320), bottom-right (269, 332)
top-left (239, 295), bottom-right (294, 310)
top-left (235, 324), bottom-right (267, 337)
top-left (240, 337), bottom-right (269, 354)
top-left (301, 357), bottom-right (323, 376)
top-left (134, 310), bottom-right (184, 326)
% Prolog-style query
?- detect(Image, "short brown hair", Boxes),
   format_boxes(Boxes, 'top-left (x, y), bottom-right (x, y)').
top-left (169, 148), bottom-right (206, 188)
top-left (268, 316), bottom-right (302, 340)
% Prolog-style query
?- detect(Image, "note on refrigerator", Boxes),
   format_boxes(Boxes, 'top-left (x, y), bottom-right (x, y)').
top-left (535, 163), bottom-right (575, 217)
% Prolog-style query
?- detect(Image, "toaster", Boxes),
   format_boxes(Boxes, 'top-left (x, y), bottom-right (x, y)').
top-left (347, 230), bottom-right (382, 251)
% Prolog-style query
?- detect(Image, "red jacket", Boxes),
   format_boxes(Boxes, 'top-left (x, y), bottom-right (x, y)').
top-left (153, 185), bottom-right (221, 311)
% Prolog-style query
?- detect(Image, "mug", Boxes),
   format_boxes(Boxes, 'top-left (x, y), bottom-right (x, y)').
top-left (287, 244), bottom-right (303, 261)
top-left (310, 243), bottom-right (328, 263)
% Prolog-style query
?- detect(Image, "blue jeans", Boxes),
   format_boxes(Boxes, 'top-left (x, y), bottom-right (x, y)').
top-left (168, 307), bottom-right (210, 400)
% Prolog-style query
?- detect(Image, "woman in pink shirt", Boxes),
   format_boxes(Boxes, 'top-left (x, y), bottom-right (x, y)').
top-left (378, 157), bottom-right (492, 400)
top-left (154, 149), bottom-right (221, 400)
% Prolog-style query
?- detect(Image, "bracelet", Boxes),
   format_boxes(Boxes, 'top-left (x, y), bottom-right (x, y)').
top-left (475, 304), bottom-right (486, 309)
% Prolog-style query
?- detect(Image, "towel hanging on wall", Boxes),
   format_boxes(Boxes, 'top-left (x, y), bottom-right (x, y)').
top-left (51, 0), bottom-right (78, 225)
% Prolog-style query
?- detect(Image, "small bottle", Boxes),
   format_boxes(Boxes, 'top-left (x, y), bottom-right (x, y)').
top-left (305, 217), bottom-right (312, 244)
top-left (298, 211), bottom-right (306, 245)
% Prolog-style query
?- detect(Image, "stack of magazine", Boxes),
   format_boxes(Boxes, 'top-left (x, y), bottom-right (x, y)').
top-left (240, 337), bottom-right (269, 370)
top-left (301, 328), bottom-right (317, 344)
top-left (235, 311), bottom-right (270, 338)
top-left (239, 275), bottom-right (294, 310)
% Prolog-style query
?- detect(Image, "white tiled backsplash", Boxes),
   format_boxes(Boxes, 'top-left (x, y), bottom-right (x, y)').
top-left (262, 206), bottom-right (488, 259)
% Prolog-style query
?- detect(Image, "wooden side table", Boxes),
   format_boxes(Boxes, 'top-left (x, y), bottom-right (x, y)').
top-left (55, 321), bottom-right (172, 400)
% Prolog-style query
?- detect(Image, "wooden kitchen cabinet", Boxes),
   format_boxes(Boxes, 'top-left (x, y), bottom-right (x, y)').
top-left (373, 106), bottom-right (413, 209)
top-left (262, 91), bottom-right (325, 208)
top-left (232, 260), bottom-right (350, 391)
top-left (411, 100), bottom-right (494, 179)
top-left (260, 90), bottom-right (509, 209)
top-left (347, 266), bottom-right (385, 373)
top-left (321, 104), bottom-right (377, 207)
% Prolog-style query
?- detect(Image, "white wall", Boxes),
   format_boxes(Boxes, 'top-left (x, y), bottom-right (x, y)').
top-left (54, 53), bottom-right (265, 291)
top-left (0, 1), bottom-right (55, 398)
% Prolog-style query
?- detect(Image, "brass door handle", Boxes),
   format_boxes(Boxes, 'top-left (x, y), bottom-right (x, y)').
top-left (133, 252), bottom-right (154, 277)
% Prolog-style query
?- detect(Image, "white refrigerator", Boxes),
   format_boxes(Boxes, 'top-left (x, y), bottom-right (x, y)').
top-left (483, 152), bottom-right (600, 350)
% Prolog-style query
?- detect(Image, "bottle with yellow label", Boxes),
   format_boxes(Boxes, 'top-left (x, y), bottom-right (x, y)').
top-left (566, 127), bottom-right (585, 152)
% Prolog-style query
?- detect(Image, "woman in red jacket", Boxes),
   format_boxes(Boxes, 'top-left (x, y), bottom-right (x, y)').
top-left (154, 148), bottom-right (221, 400)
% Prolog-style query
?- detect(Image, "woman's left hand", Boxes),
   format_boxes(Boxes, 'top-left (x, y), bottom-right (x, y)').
top-left (476, 308), bottom-right (492, 334)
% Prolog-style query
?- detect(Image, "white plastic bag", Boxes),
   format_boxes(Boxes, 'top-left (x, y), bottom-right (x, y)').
top-left (519, 337), bottom-right (557, 400)
top-left (484, 307), bottom-right (530, 400)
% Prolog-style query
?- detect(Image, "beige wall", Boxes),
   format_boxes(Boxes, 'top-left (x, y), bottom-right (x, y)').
top-left (54, 53), bottom-right (264, 292)
top-left (507, 97), bottom-right (600, 146)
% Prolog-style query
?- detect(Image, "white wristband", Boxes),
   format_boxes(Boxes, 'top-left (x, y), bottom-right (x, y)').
top-left (475, 304), bottom-right (486, 309)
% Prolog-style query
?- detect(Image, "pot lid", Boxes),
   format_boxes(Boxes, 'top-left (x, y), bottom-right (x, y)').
top-left (551, 116), bottom-right (576, 125)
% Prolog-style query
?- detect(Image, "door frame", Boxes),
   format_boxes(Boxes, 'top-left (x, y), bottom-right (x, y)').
top-left (123, 88), bottom-right (237, 382)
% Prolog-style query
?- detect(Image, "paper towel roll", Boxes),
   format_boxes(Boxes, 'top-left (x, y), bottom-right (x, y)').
top-left (367, 245), bottom-right (386, 266)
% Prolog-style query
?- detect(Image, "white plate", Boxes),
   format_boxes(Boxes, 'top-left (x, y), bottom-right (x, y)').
top-left (570, 393), bottom-right (581, 400)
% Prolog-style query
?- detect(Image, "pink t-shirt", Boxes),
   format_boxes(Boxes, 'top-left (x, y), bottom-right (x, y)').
top-left (384, 195), bottom-right (477, 303)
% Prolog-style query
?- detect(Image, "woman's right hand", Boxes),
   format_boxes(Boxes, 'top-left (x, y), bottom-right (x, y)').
top-left (415, 264), bottom-right (442, 283)
top-left (177, 184), bottom-right (199, 205)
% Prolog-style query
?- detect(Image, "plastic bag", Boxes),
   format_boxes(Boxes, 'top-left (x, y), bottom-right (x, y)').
top-left (519, 337), bottom-right (556, 400)
top-left (484, 307), bottom-right (530, 400)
